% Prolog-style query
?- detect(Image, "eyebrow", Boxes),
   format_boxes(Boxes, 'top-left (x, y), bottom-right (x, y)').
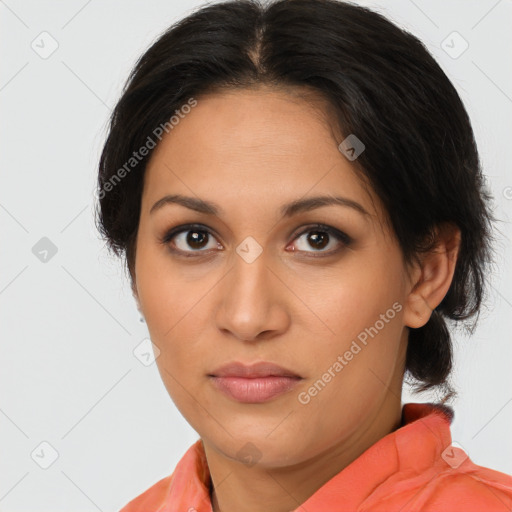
top-left (149, 193), bottom-right (370, 218)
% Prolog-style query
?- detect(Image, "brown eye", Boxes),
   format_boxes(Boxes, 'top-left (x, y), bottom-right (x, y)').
top-left (306, 231), bottom-right (329, 250)
top-left (161, 224), bottom-right (221, 255)
top-left (184, 230), bottom-right (209, 250)
top-left (291, 224), bottom-right (352, 255)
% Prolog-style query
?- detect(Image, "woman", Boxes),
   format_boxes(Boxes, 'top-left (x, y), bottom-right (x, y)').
top-left (95, 0), bottom-right (512, 510)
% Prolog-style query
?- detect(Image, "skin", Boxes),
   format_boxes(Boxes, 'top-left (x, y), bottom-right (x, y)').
top-left (131, 85), bottom-right (461, 512)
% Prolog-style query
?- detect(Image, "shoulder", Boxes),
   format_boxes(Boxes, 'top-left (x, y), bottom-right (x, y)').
top-left (117, 440), bottom-right (207, 512)
top-left (415, 462), bottom-right (512, 512)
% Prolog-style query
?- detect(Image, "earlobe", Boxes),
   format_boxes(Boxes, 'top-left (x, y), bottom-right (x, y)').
top-left (403, 292), bottom-right (433, 329)
top-left (403, 223), bottom-right (461, 329)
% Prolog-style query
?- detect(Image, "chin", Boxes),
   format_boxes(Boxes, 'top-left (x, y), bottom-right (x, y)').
top-left (209, 431), bottom-right (306, 468)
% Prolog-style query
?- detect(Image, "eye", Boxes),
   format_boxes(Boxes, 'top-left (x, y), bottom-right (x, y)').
top-left (160, 224), bottom-right (222, 256)
top-left (288, 224), bottom-right (352, 256)
top-left (160, 223), bottom-right (352, 258)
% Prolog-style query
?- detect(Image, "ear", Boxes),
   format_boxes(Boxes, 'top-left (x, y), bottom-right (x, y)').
top-left (403, 223), bottom-right (461, 329)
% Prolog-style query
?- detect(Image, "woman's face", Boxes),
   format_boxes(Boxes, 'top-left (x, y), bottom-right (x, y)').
top-left (133, 86), bottom-right (414, 469)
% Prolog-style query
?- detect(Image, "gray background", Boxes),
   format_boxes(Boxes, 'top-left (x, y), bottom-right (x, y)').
top-left (1, 0), bottom-right (511, 511)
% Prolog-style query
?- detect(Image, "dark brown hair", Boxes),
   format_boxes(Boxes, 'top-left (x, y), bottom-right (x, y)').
top-left (95, 0), bottom-right (495, 397)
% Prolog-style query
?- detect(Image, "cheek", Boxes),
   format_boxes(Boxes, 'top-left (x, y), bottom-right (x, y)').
top-left (135, 243), bottom-right (212, 390)
top-left (135, 237), bottom-right (213, 337)
top-left (297, 257), bottom-right (405, 341)
top-left (297, 259), bottom-right (407, 391)
top-left (294, 291), bottom-right (405, 447)
top-left (150, 318), bottom-right (210, 422)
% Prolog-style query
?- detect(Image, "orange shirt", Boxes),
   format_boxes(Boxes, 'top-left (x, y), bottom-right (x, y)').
top-left (120, 403), bottom-right (512, 511)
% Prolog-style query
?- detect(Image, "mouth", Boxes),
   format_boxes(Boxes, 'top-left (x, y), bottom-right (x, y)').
top-left (208, 361), bottom-right (303, 403)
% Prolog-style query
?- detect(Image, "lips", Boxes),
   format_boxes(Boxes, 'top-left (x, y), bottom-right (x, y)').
top-left (208, 361), bottom-right (303, 403)
top-left (208, 361), bottom-right (301, 379)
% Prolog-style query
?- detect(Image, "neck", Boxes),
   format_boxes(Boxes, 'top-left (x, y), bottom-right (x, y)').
top-left (206, 394), bottom-right (403, 512)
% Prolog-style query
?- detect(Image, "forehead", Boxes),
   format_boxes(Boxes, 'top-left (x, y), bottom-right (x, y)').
top-left (151, 87), bottom-right (339, 161)
top-left (142, 86), bottom-right (378, 219)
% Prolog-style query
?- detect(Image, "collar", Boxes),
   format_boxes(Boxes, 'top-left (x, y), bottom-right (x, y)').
top-left (162, 402), bottom-right (453, 512)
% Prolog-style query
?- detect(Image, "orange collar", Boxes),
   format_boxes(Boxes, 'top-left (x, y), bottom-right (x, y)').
top-left (160, 402), bottom-right (454, 512)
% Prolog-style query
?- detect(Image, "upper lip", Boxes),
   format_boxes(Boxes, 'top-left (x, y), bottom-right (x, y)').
top-left (209, 361), bottom-right (301, 378)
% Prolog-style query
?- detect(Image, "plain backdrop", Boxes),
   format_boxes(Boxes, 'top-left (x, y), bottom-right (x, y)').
top-left (1, 0), bottom-right (511, 511)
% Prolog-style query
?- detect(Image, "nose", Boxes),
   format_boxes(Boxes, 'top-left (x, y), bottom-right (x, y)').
top-left (214, 246), bottom-right (291, 343)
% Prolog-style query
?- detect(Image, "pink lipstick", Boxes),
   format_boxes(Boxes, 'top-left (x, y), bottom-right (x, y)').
top-left (208, 361), bottom-right (302, 403)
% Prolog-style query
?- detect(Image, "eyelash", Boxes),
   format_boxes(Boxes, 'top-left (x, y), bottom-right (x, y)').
top-left (159, 223), bottom-right (353, 258)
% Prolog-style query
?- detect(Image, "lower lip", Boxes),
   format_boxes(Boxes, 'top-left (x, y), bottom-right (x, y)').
top-left (209, 376), bottom-right (301, 403)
